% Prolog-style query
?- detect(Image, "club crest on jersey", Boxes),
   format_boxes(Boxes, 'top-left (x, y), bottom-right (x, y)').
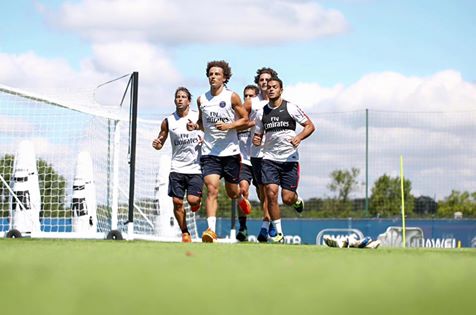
top-left (219, 101), bottom-right (226, 108)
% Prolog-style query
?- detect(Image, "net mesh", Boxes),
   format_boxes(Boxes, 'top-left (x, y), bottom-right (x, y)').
top-left (0, 82), bottom-right (197, 239)
top-left (0, 90), bottom-right (111, 232)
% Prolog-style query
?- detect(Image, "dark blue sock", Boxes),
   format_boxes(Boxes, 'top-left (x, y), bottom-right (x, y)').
top-left (239, 216), bottom-right (247, 231)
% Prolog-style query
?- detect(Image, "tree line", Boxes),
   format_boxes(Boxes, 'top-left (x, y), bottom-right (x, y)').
top-left (286, 167), bottom-right (476, 219)
top-left (0, 154), bottom-right (66, 217)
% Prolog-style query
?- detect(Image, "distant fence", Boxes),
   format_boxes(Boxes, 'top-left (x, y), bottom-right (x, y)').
top-left (296, 110), bottom-right (476, 210)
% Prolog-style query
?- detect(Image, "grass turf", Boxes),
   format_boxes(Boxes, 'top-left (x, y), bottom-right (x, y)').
top-left (0, 239), bottom-right (475, 315)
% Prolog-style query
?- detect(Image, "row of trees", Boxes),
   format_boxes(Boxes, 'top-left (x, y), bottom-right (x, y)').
top-left (0, 154), bottom-right (66, 217)
top-left (298, 167), bottom-right (476, 218)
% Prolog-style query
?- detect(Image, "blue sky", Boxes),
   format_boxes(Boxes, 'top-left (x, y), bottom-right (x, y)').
top-left (1, 1), bottom-right (476, 200)
top-left (1, 0), bottom-right (475, 91)
top-left (175, 0), bottom-right (476, 87)
top-left (1, 1), bottom-right (87, 65)
top-left (157, 1), bottom-right (476, 90)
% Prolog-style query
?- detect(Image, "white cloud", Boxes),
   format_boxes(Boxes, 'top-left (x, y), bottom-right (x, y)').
top-left (0, 41), bottom-right (182, 111)
top-left (90, 42), bottom-right (179, 82)
top-left (284, 71), bottom-right (476, 200)
top-left (0, 51), bottom-right (84, 90)
top-left (285, 70), bottom-right (476, 112)
top-left (90, 41), bottom-right (182, 109)
top-left (47, 0), bottom-right (349, 45)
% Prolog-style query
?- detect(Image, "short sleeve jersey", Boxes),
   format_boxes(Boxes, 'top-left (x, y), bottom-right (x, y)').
top-left (167, 110), bottom-right (202, 174)
top-left (238, 94), bottom-right (268, 165)
top-left (255, 100), bottom-right (308, 162)
top-left (237, 129), bottom-right (252, 166)
top-left (249, 94), bottom-right (269, 158)
top-left (199, 89), bottom-right (240, 157)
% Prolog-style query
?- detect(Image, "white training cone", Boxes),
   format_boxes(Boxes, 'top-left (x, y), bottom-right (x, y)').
top-left (71, 151), bottom-right (97, 233)
top-left (154, 154), bottom-right (181, 238)
top-left (10, 140), bottom-right (41, 233)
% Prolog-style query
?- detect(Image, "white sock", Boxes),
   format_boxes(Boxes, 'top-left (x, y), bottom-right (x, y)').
top-left (272, 219), bottom-right (282, 235)
top-left (207, 216), bottom-right (216, 232)
top-left (261, 220), bottom-right (270, 231)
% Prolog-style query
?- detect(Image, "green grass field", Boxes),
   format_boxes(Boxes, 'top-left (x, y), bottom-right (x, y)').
top-left (1, 239), bottom-right (475, 315)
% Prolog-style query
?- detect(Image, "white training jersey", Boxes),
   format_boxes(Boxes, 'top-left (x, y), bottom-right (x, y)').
top-left (199, 88), bottom-right (240, 157)
top-left (249, 94), bottom-right (269, 158)
top-left (167, 110), bottom-right (202, 174)
top-left (255, 100), bottom-right (309, 162)
top-left (237, 128), bottom-right (251, 166)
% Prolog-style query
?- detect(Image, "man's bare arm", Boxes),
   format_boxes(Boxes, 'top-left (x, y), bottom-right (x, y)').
top-left (152, 119), bottom-right (169, 150)
top-left (216, 92), bottom-right (249, 131)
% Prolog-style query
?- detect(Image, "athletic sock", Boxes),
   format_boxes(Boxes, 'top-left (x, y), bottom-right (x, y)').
top-left (207, 216), bottom-right (216, 232)
top-left (238, 216), bottom-right (247, 231)
top-left (261, 220), bottom-right (270, 231)
top-left (272, 219), bottom-right (283, 235)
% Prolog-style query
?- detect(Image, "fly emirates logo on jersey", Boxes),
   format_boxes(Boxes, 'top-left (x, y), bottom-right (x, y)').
top-left (174, 133), bottom-right (200, 146)
top-left (265, 116), bottom-right (290, 131)
top-left (206, 111), bottom-right (231, 124)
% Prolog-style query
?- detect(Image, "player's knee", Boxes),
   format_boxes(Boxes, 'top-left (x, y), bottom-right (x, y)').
top-left (282, 195), bottom-right (294, 205)
top-left (187, 195), bottom-right (201, 206)
top-left (226, 184), bottom-right (240, 199)
top-left (266, 189), bottom-right (278, 200)
top-left (228, 190), bottom-right (240, 199)
top-left (282, 192), bottom-right (297, 205)
top-left (240, 187), bottom-right (249, 199)
top-left (172, 197), bottom-right (184, 206)
top-left (206, 184), bottom-right (219, 197)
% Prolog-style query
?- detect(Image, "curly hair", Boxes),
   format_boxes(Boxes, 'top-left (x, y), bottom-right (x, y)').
top-left (174, 86), bottom-right (192, 101)
top-left (254, 67), bottom-right (279, 85)
top-left (206, 60), bottom-right (232, 84)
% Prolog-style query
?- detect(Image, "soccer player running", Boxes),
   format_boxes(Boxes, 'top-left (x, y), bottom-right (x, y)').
top-left (253, 77), bottom-right (315, 243)
top-left (235, 84), bottom-right (260, 242)
top-left (152, 87), bottom-right (203, 243)
top-left (249, 67), bottom-right (280, 242)
top-left (187, 60), bottom-right (249, 243)
top-left (236, 67), bottom-right (279, 242)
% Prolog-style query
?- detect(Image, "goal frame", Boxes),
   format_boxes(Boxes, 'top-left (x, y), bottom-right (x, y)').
top-left (0, 72), bottom-right (134, 240)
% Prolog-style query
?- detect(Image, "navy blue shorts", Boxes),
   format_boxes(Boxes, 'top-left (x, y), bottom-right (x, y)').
top-left (250, 157), bottom-right (264, 185)
top-left (200, 154), bottom-right (241, 184)
top-left (239, 163), bottom-right (253, 184)
top-left (168, 172), bottom-right (204, 199)
top-left (261, 159), bottom-right (300, 192)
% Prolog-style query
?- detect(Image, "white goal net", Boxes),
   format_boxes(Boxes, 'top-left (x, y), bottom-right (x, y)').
top-left (0, 74), bottom-right (197, 241)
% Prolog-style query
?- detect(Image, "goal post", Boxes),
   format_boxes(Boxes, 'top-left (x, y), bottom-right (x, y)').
top-left (0, 73), bottom-right (197, 241)
top-left (126, 71), bottom-right (139, 238)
